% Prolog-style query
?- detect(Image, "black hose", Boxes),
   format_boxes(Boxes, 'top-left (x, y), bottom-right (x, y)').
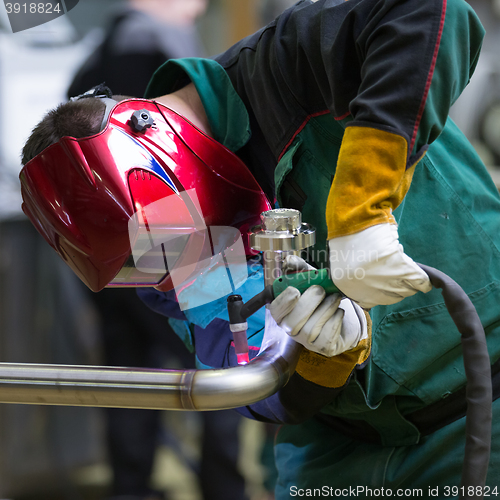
top-left (230, 265), bottom-right (492, 498)
top-left (419, 264), bottom-right (492, 499)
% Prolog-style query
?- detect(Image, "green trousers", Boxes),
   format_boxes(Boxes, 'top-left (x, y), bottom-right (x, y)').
top-left (274, 398), bottom-right (500, 499)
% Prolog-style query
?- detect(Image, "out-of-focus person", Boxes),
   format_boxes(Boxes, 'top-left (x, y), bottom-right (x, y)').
top-left (0, 11), bottom-right (108, 500)
top-left (68, 0), bottom-right (207, 99)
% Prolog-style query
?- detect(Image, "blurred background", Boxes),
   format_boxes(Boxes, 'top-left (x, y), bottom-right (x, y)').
top-left (0, 0), bottom-right (499, 499)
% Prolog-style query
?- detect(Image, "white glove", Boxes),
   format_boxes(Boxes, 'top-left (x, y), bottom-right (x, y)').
top-left (268, 256), bottom-right (367, 357)
top-left (329, 223), bottom-right (432, 309)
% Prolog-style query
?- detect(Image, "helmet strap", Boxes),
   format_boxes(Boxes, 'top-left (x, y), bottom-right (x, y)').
top-left (69, 83), bottom-right (118, 131)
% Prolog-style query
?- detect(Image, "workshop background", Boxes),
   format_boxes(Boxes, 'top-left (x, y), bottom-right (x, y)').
top-left (0, 0), bottom-right (499, 499)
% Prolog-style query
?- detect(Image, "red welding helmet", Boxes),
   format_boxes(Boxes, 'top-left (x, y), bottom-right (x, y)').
top-left (20, 94), bottom-right (271, 292)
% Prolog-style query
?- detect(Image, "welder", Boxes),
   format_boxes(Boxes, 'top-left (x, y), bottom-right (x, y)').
top-left (19, 0), bottom-right (500, 497)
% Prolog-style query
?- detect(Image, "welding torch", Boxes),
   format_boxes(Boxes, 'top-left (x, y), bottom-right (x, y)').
top-left (228, 268), bottom-right (339, 364)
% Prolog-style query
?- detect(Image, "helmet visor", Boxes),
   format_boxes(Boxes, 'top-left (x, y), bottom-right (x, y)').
top-left (109, 188), bottom-right (249, 308)
top-left (109, 232), bottom-right (191, 286)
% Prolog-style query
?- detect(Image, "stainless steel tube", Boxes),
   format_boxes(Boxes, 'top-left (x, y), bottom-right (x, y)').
top-left (0, 338), bottom-right (297, 410)
top-left (0, 209), bottom-right (311, 411)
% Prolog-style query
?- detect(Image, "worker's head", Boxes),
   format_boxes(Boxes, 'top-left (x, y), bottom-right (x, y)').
top-left (20, 85), bottom-right (270, 294)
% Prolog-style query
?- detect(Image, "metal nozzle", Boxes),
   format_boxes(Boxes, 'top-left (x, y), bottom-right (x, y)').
top-left (249, 208), bottom-right (315, 253)
top-left (261, 208), bottom-right (302, 232)
top-left (249, 208), bottom-right (316, 287)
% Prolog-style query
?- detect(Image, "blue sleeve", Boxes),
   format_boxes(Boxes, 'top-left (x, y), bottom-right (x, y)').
top-left (137, 288), bottom-right (187, 321)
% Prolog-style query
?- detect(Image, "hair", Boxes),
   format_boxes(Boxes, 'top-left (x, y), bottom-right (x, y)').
top-left (21, 95), bottom-right (131, 166)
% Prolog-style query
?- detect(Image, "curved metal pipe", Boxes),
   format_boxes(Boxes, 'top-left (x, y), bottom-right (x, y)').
top-left (0, 332), bottom-right (301, 410)
top-left (0, 337), bottom-right (301, 410)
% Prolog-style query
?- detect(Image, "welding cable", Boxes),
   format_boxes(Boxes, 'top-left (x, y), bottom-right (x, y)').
top-left (419, 264), bottom-right (492, 499)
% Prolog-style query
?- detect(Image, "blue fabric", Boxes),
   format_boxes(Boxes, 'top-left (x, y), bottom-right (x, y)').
top-left (168, 318), bottom-right (194, 353)
top-left (178, 260), bottom-right (265, 331)
top-left (137, 261), bottom-right (266, 358)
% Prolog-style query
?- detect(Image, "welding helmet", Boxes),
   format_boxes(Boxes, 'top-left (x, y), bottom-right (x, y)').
top-left (20, 89), bottom-right (271, 293)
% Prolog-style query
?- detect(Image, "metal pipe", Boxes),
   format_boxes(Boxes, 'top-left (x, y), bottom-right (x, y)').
top-left (0, 337), bottom-right (297, 410)
top-left (0, 209), bottom-right (310, 411)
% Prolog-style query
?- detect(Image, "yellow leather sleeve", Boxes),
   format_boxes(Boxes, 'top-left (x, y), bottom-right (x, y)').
top-left (326, 125), bottom-right (422, 240)
top-left (295, 311), bottom-right (372, 388)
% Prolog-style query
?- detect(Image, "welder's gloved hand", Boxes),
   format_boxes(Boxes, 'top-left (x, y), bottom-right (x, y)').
top-left (326, 125), bottom-right (433, 310)
top-left (268, 255), bottom-right (367, 357)
top-left (269, 286), bottom-right (367, 356)
top-left (328, 223), bottom-right (432, 310)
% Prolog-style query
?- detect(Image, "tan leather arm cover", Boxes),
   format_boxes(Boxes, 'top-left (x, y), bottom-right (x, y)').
top-left (326, 125), bottom-right (422, 239)
top-left (295, 311), bottom-right (372, 388)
